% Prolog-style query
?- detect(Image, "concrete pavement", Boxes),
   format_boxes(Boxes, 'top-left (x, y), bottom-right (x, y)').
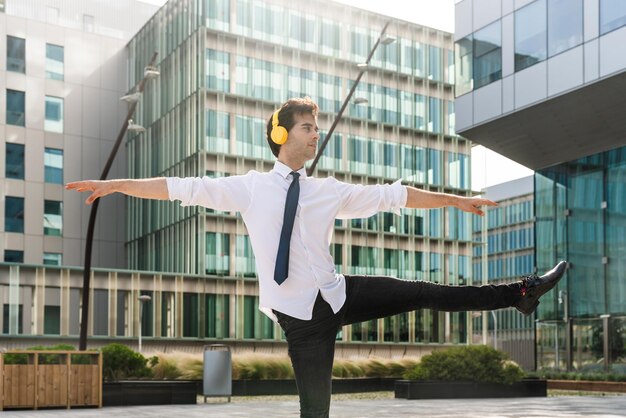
top-left (2, 395), bottom-right (626, 417)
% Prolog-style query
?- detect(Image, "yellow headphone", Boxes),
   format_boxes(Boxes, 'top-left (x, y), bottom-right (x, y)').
top-left (270, 109), bottom-right (288, 145)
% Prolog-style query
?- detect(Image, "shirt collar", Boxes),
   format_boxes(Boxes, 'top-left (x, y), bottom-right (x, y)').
top-left (272, 160), bottom-right (308, 180)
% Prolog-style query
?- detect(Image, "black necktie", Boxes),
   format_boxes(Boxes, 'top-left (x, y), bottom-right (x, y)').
top-left (274, 171), bottom-right (300, 285)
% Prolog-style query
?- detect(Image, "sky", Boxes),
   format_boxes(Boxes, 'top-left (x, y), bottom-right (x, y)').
top-left (140, 0), bottom-right (533, 190)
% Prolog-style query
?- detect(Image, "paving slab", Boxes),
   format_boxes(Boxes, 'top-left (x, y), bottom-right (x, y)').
top-left (2, 395), bottom-right (626, 418)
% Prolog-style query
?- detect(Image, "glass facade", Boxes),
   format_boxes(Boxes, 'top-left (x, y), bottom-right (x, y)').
top-left (457, 0), bottom-right (590, 94)
top-left (5, 143), bottom-right (25, 179)
top-left (43, 200), bottom-right (63, 236)
top-left (515, 0), bottom-right (547, 72)
top-left (44, 148), bottom-right (63, 184)
top-left (4, 250), bottom-right (23, 263)
top-left (6, 89), bottom-right (25, 126)
top-left (5, 196), bottom-right (24, 233)
top-left (600, 0), bottom-right (626, 35)
top-left (44, 96), bottom-right (64, 133)
top-left (472, 183), bottom-right (535, 369)
top-left (535, 146), bottom-right (626, 372)
top-left (7, 36), bottom-right (25, 73)
top-left (45, 43), bottom-right (64, 80)
top-left (122, 0), bottom-right (469, 347)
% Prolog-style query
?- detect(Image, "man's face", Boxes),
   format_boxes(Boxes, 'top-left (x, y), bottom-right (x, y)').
top-left (281, 113), bottom-right (320, 163)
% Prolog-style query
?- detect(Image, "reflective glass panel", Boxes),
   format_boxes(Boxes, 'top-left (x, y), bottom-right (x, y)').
top-left (4, 250), bottom-right (23, 263)
top-left (6, 143), bottom-right (24, 179)
top-left (455, 36), bottom-right (473, 96)
top-left (548, 0), bottom-right (583, 57)
top-left (600, 0), bottom-right (626, 35)
top-left (515, 0), bottom-right (547, 72)
top-left (45, 96), bottom-right (64, 133)
top-left (7, 36), bottom-right (25, 73)
top-left (45, 44), bottom-right (64, 80)
top-left (6, 89), bottom-right (25, 126)
top-left (473, 20), bottom-right (501, 89)
top-left (44, 148), bottom-right (63, 184)
top-left (44, 200), bottom-right (63, 236)
top-left (5, 196), bottom-right (24, 233)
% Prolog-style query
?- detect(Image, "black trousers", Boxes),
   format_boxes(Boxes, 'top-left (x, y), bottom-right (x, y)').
top-left (273, 275), bottom-right (522, 418)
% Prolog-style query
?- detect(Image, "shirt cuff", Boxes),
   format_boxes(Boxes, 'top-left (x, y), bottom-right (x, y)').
top-left (165, 177), bottom-right (184, 203)
top-left (390, 179), bottom-right (407, 215)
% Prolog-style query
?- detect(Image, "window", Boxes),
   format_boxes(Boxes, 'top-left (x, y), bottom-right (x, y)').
top-left (455, 36), bottom-right (473, 96)
top-left (515, 0), bottom-right (547, 72)
top-left (473, 21), bottom-right (501, 89)
top-left (428, 45), bottom-right (443, 82)
top-left (600, 0), bottom-right (626, 35)
top-left (46, 44), bottom-right (64, 80)
top-left (206, 49), bottom-right (229, 92)
top-left (45, 96), bottom-right (64, 133)
top-left (0, 0), bottom-right (5, 13)
top-left (43, 305), bottom-right (60, 334)
top-left (206, 232), bottom-right (230, 274)
top-left (5, 143), bottom-right (24, 179)
top-left (43, 252), bottom-right (62, 265)
top-left (6, 89), bottom-right (25, 126)
top-left (183, 293), bottom-right (199, 337)
top-left (44, 148), bottom-right (63, 184)
top-left (548, 0), bottom-right (583, 57)
top-left (206, 110), bottom-right (230, 153)
top-left (5, 196), bottom-right (24, 233)
top-left (205, 294), bottom-right (229, 338)
top-left (44, 200), bottom-right (62, 236)
top-left (2, 304), bottom-right (23, 334)
top-left (4, 250), bottom-right (23, 263)
top-left (428, 98), bottom-right (442, 134)
top-left (7, 36), bottom-right (25, 73)
top-left (205, 0), bottom-right (230, 30)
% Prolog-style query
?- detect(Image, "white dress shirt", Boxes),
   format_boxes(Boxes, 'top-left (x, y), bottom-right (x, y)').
top-left (167, 161), bottom-right (407, 321)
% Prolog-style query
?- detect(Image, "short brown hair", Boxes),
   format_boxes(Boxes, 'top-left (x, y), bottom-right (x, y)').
top-left (266, 97), bottom-right (319, 158)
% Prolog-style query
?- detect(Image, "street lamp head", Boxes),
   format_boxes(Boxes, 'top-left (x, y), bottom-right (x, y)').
top-left (128, 119), bottom-right (146, 133)
top-left (138, 295), bottom-right (152, 302)
top-left (120, 92), bottom-right (142, 103)
top-left (356, 63), bottom-right (371, 71)
top-left (144, 65), bottom-right (160, 79)
top-left (353, 97), bottom-right (368, 105)
top-left (380, 34), bottom-right (396, 45)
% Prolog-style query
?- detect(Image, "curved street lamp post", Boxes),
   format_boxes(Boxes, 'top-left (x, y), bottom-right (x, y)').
top-left (78, 52), bottom-right (159, 350)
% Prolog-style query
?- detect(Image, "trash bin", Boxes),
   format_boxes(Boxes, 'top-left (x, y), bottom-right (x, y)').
top-left (202, 344), bottom-right (232, 402)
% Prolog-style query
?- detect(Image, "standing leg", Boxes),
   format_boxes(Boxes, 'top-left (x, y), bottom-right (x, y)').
top-left (274, 294), bottom-right (341, 418)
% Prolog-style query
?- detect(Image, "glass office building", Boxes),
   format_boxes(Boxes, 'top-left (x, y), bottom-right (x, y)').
top-left (1, 0), bottom-right (475, 356)
top-left (472, 176), bottom-right (535, 370)
top-left (456, 0), bottom-right (626, 372)
top-left (121, 0), bottom-right (474, 354)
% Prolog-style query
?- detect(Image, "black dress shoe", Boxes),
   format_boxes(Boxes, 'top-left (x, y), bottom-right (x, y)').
top-left (515, 261), bottom-right (568, 316)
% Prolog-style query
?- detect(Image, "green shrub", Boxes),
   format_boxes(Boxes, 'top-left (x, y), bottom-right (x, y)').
top-left (101, 343), bottom-right (153, 381)
top-left (2, 344), bottom-right (91, 365)
top-left (530, 369), bottom-right (626, 382)
top-left (403, 345), bottom-right (524, 385)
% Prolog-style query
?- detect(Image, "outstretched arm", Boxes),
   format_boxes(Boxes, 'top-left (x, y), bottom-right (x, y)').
top-left (405, 186), bottom-right (497, 216)
top-left (65, 178), bottom-right (169, 205)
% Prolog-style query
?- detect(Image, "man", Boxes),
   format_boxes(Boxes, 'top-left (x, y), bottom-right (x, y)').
top-left (67, 97), bottom-right (566, 418)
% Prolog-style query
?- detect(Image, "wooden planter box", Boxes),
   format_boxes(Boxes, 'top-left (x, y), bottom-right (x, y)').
top-left (394, 378), bottom-right (547, 399)
top-left (0, 351), bottom-right (102, 410)
top-left (548, 379), bottom-right (626, 393)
